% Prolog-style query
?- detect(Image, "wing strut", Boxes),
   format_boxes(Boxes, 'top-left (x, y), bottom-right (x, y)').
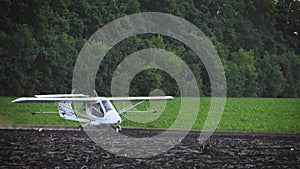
top-left (119, 101), bottom-right (145, 114)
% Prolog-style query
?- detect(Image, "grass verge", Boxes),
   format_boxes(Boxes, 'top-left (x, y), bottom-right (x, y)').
top-left (0, 97), bottom-right (299, 133)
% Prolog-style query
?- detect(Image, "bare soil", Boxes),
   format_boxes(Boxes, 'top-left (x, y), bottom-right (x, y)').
top-left (0, 128), bottom-right (299, 168)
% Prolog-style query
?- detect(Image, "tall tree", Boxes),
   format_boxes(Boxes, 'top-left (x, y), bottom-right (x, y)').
top-left (275, 0), bottom-right (300, 55)
top-left (257, 53), bottom-right (286, 97)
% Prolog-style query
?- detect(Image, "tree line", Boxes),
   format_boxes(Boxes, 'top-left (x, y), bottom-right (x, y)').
top-left (0, 0), bottom-right (299, 97)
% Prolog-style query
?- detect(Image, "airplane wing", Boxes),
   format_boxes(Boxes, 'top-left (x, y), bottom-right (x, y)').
top-left (106, 96), bottom-right (174, 101)
top-left (12, 96), bottom-right (173, 103)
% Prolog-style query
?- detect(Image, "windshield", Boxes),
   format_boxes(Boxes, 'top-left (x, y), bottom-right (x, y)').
top-left (101, 100), bottom-right (113, 112)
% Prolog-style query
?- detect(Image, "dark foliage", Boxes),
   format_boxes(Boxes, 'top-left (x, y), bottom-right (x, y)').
top-left (0, 0), bottom-right (299, 97)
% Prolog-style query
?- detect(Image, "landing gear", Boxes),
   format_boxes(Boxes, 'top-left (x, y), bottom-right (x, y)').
top-left (115, 125), bottom-right (121, 132)
top-left (77, 125), bottom-right (83, 131)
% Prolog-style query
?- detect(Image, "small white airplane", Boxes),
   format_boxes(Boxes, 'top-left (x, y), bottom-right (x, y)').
top-left (12, 93), bottom-right (173, 131)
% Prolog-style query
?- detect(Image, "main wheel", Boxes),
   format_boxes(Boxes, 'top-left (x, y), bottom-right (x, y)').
top-left (115, 125), bottom-right (121, 132)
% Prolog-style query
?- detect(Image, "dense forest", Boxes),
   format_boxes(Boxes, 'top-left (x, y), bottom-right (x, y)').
top-left (1, 0), bottom-right (299, 97)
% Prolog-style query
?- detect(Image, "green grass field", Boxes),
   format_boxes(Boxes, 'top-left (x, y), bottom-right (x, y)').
top-left (0, 97), bottom-right (299, 133)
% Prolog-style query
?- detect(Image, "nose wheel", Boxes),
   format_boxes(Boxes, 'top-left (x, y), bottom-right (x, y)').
top-left (115, 125), bottom-right (121, 132)
top-left (77, 125), bottom-right (83, 131)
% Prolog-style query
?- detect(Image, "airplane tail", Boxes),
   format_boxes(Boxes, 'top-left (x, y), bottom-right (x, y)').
top-left (57, 102), bottom-right (78, 121)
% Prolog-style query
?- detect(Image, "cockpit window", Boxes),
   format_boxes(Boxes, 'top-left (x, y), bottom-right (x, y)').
top-left (101, 100), bottom-right (113, 112)
top-left (99, 103), bottom-right (104, 114)
top-left (91, 103), bottom-right (104, 117)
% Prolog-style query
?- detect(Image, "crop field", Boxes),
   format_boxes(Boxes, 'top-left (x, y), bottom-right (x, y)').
top-left (0, 97), bottom-right (299, 133)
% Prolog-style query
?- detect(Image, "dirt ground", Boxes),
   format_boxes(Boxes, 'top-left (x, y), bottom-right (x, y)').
top-left (0, 128), bottom-right (299, 168)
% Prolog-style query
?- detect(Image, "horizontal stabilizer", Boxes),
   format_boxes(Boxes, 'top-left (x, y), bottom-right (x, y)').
top-left (35, 94), bottom-right (89, 98)
top-left (11, 97), bottom-right (99, 103)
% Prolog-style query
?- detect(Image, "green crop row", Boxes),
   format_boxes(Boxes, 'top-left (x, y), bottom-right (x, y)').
top-left (1, 97), bottom-right (299, 133)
